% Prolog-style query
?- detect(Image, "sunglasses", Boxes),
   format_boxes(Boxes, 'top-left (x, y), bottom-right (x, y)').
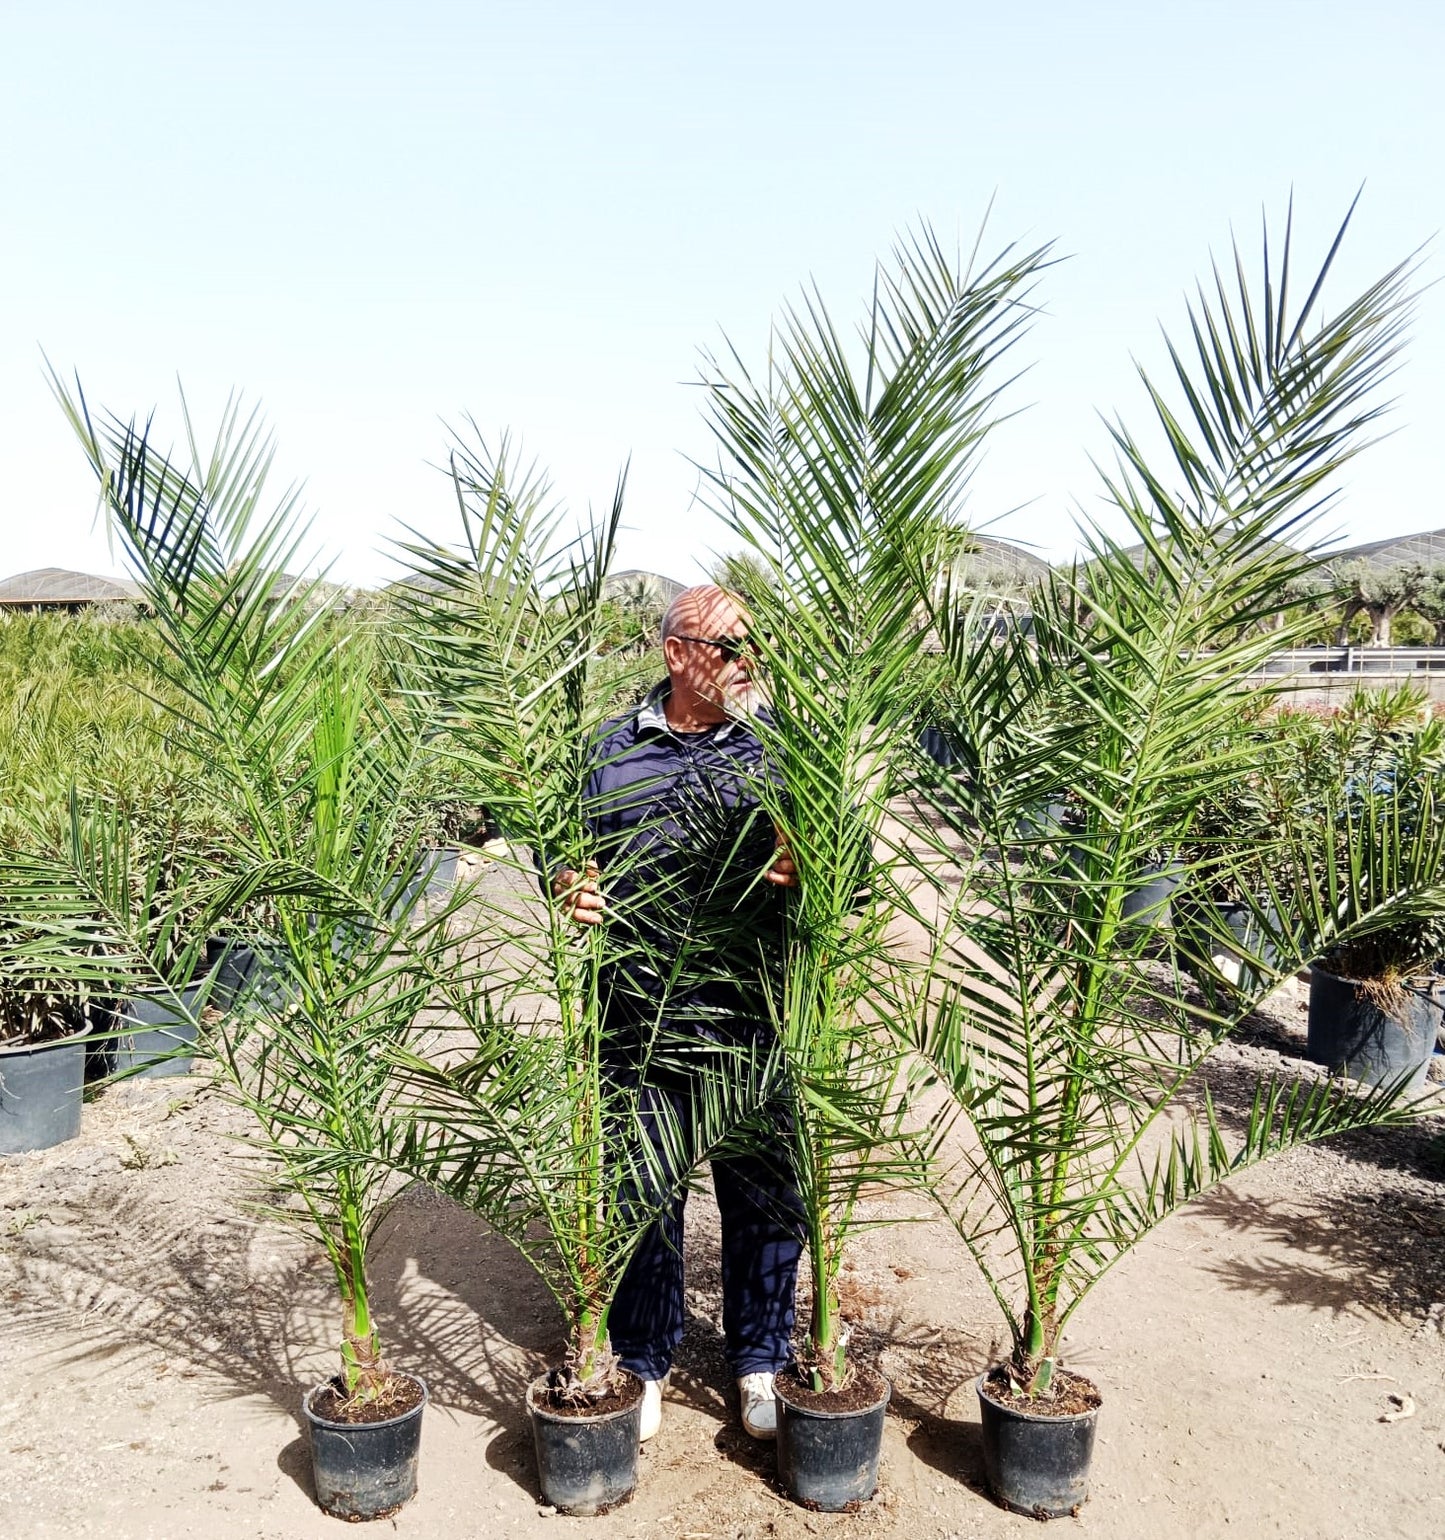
top-left (671, 633), bottom-right (754, 662)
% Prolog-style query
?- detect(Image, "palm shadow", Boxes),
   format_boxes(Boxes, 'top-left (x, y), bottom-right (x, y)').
top-left (1189, 1180), bottom-right (1445, 1320)
top-left (362, 1186), bottom-right (561, 1498)
top-left (0, 1088), bottom-right (563, 1504)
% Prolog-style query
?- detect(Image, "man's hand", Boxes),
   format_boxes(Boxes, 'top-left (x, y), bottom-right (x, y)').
top-left (765, 830), bottom-right (798, 888)
top-left (553, 860), bottom-right (606, 925)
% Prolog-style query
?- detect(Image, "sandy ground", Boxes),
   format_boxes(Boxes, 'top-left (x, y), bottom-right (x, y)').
top-left (2, 978), bottom-right (1444, 1540)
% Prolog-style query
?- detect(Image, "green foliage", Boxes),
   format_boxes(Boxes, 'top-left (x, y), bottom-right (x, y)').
top-left (1254, 688), bottom-right (1445, 982)
top-left (389, 427), bottom-right (753, 1393)
top-left (0, 610), bottom-right (246, 1037)
top-left (906, 201), bottom-right (1422, 1395)
top-left (24, 375), bottom-right (469, 1402)
top-left (699, 222), bottom-right (1053, 1389)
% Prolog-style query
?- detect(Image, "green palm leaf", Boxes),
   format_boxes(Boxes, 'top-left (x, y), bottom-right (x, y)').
top-left (908, 203), bottom-right (1421, 1389)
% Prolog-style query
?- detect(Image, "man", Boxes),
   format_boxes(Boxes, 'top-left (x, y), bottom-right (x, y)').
top-left (554, 584), bottom-right (802, 1443)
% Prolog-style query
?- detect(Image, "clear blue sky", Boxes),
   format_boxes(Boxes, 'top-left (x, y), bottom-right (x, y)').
top-left (2, 1), bottom-right (1440, 586)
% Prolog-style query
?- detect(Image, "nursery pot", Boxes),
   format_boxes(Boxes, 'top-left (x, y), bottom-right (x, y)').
top-left (385, 846), bottom-right (462, 921)
top-left (1175, 898), bottom-right (1283, 1004)
top-left (774, 1368), bottom-right (890, 1512)
top-left (1119, 857), bottom-right (1184, 928)
top-left (1061, 849), bottom-right (1181, 930)
top-left (1215, 901), bottom-right (1283, 993)
top-left (1306, 968), bottom-right (1440, 1094)
top-left (303, 1373), bottom-right (427, 1522)
top-left (1016, 800), bottom-right (1074, 843)
top-left (110, 987), bottom-right (202, 1079)
top-left (976, 1370), bottom-right (1100, 1519)
top-left (0, 1025), bottom-right (89, 1155)
top-left (918, 724), bottom-right (959, 769)
top-left (221, 945), bottom-right (296, 1015)
top-left (527, 1372), bottom-right (642, 1516)
top-left (205, 937), bottom-right (247, 1011)
top-left (420, 844), bottom-right (460, 897)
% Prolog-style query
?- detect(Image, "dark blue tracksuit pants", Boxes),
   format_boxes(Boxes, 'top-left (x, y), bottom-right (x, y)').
top-left (606, 1071), bottom-right (804, 1382)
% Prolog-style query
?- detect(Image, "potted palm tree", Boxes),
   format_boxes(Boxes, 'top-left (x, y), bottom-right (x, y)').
top-left (46, 375), bottom-right (475, 1522)
top-left (1265, 692), bottom-right (1445, 1090)
top-left (0, 921), bottom-right (102, 1153)
top-left (389, 429), bottom-right (759, 1516)
top-left (902, 205), bottom-right (1425, 1518)
top-left (1178, 690), bottom-right (1445, 1076)
top-left (697, 223), bottom-right (1053, 1509)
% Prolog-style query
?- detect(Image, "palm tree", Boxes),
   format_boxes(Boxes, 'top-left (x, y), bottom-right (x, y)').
top-left (388, 427), bottom-right (757, 1399)
top-left (698, 222), bottom-right (1054, 1391)
top-left (36, 376), bottom-right (466, 1407)
top-left (905, 201), bottom-right (1423, 1400)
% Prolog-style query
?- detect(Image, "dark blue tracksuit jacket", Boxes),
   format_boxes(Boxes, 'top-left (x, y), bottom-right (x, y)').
top-left (582, 683), bottom-right (787, 1054)
top-left (582, 682), bottom-right (803, 1379)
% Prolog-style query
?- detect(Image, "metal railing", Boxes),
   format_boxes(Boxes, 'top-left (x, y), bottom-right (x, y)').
top-left (1257, 646), bottom-right (1445, 676)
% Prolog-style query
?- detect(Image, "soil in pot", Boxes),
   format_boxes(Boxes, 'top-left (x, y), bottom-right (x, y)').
top-left (527, 1370), bottom-right (643, 1517)
top-left (774, 1362), bottom-right (890, 1512)
top-left (1306, 968), bottom-right (1440, 1094)
top-left (976, 1365), bottom-right (1101, 1519)
top-left (0, 1024), bottom-right (90, 1155)
top-left (303, 1371), bottom-right (427, 1522)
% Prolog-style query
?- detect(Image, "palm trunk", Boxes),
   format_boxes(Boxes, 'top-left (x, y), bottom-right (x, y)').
top-left (338, 1208), bottom-right (382, 1394)
top-left (805, 1195), bottom-right (846, 1390)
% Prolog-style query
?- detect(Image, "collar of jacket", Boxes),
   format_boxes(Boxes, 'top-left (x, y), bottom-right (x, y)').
top-left (635, 680), bottom-right (760, 741)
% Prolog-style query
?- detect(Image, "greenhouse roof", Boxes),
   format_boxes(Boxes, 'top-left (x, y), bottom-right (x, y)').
top-left (0, 567), bottom-right (142, 606)
top-left (1323, 528), bottom-right (1445, 570)
top-left (603, 569), bottom-right (688, 604)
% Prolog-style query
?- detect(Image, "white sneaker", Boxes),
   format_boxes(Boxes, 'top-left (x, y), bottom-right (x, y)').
top-left (638, 1372), bottom-right (670, 1442)
top-left (737, 1371), bottom-right (778, 1440)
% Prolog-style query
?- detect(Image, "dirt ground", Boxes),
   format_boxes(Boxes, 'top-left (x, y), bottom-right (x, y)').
top-left (2, 978), bottom-right (1444, 1539)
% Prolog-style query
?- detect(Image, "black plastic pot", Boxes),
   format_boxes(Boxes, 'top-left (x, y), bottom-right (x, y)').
top-left (1216, 901), bottom-right (1283, 991)
top-left (383, 846), bottom-right (461, 921)
top-left (0, 1025), bottom-right (89, 1155)
top-left (1061, 849), bottom-right (1181, 930)
top-left (1119, 858), bottom-right (1184, 928)
top-left (528, 1373), bottom-right (642, 1516)
top-left (221, 945), bottom-right (296, 1015)
top-left (205, 937), bottom-right (246, 1011)
top-left (1175, 897), bottom-right (1284, 1006)
top-left (976, 1370), bottom-right (1100, 1518)
top-left (110, 988), bottom-right (202, 1079)
top-left (421, 844), bottom-right (460, 897)
top-left (775, 1371), bottom-right (890, 1512)
top-left (1016, 800), bottom-right (1074, 843)
top-left (918, 724), bottom-right (959, 769)
top-left (303, 1373), bottom-right (427, 1521)
top-left (1306, 967), bottom-right (1440, 1093)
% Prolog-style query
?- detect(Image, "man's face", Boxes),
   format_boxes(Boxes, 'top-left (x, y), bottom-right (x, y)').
top-left (663, 590), bottom-right (755, 715)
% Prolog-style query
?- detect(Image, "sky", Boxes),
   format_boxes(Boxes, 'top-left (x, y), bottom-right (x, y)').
top-left (1, 1), bottom-right (1441, 589)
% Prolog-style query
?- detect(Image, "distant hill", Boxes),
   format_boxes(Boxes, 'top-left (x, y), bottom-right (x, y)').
top-left (602, 570), bottom-right (687, 606)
